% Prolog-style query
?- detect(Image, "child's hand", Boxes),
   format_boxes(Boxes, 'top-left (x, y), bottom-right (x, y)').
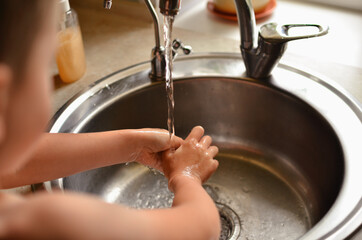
top-left (162, 126), bottom-right (219, 189)
top-left (131, 129), bottom-right (183, 172)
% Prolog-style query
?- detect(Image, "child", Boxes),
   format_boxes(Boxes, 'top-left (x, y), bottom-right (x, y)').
top-left (0, 0), bottom-right (220, 239)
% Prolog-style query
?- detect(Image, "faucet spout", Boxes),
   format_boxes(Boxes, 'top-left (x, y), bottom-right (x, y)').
top-left (234, 0), bottom-right (257, 51)
top-left (159, 0), bottom-right (181, 16)
top-left (234, 0), bottom-right (262, 78)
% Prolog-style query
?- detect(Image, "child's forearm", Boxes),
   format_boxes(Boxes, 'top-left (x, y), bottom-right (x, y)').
top-left (57, 177), bottom-right (220, 240)
top-left (0, 131), bottom-right (142, 188)
top-left (163, 175), bottom-right (221, 240)
top-left (0, 178), bottom-right (220, 240)
top-left (129, 176), bottom-right (220, 240)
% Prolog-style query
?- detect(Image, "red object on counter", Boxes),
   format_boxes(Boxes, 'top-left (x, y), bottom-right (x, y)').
top-left (207, 0), bottom-right (277, 22)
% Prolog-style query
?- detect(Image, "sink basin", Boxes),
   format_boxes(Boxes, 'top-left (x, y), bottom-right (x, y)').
top-left (45, 53), bottom-right (362, 239)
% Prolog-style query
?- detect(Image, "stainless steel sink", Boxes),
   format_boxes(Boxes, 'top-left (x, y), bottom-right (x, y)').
top-left (45, 53), bottom-right (362, 239)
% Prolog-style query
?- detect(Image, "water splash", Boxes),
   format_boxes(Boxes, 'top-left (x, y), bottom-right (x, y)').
top-left (131, 177), bottom-right (174, 209)
top-left (163, 15), bottom-right (175, 139)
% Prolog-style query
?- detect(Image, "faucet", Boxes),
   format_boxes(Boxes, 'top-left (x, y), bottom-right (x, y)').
top-left (103, 0), bottom-right (189, 81)
top-left (104, 0), bottom-right (166, 81)
top-left (234, 0), bottom-right (328, 78)
top-left (104, 0), bottom-right (328, 79)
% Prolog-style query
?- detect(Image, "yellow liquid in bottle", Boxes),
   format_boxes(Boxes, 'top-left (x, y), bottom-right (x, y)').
top-left (56, 27), bottom-right (86, 83)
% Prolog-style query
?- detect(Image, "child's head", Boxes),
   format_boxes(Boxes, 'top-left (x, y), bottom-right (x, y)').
top-left (0, 0), bottom-right (57, 174)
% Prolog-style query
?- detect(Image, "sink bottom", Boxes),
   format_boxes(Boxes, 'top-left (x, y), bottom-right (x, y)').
top-left (206, 150), bottom-right (310, 240)
top-left (65, 147), bottom-right (311, 240)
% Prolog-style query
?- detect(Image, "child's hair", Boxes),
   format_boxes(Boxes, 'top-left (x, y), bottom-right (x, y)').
top-left (0, 0), bottom-right (55, 81)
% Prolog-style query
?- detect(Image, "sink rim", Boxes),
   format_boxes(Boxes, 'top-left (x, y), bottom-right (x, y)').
top-left (46, 53), bottom-right (362, 239)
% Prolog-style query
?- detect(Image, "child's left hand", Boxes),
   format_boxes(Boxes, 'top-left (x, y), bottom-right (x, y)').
top-left (130, 129), bottom-right (183, 172)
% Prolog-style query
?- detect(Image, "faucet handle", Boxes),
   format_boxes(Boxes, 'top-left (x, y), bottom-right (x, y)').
top-left (172, 39), bottom-right (192, 58)
top-left (244, 22), bottom-right (329, 79)
top-left (260, 23), bottom-right (329, 43)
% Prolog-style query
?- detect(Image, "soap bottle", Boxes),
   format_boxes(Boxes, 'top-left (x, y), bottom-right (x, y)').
top-left (57, 0), bottom-right (86, 83)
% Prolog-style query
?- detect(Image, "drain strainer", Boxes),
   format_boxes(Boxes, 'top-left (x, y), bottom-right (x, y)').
top-left (216, 202), bottom-right (242, 240)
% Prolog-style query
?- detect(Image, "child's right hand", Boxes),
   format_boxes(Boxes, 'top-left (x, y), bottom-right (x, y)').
top-left (162, 126), bottom-right (219, 190)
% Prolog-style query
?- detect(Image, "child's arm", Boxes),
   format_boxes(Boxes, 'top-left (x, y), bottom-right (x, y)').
top-left (135, 125), bottom-right (221, 239)
top-left (0, 127), bottom-right (220, 240)
top-left (0, 129), bottom-right (182, 189)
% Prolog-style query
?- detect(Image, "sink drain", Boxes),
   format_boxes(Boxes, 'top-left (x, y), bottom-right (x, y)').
top-left (203, 184), bottom-right (242, 240)
top-left (216, 202), bottom-right (241, 240)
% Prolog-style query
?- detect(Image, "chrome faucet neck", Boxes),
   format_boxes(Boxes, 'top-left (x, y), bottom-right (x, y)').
top-left (103, 0), bottom-right (167, 81)
top-left (235, 0), bottom-right (257, 51)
